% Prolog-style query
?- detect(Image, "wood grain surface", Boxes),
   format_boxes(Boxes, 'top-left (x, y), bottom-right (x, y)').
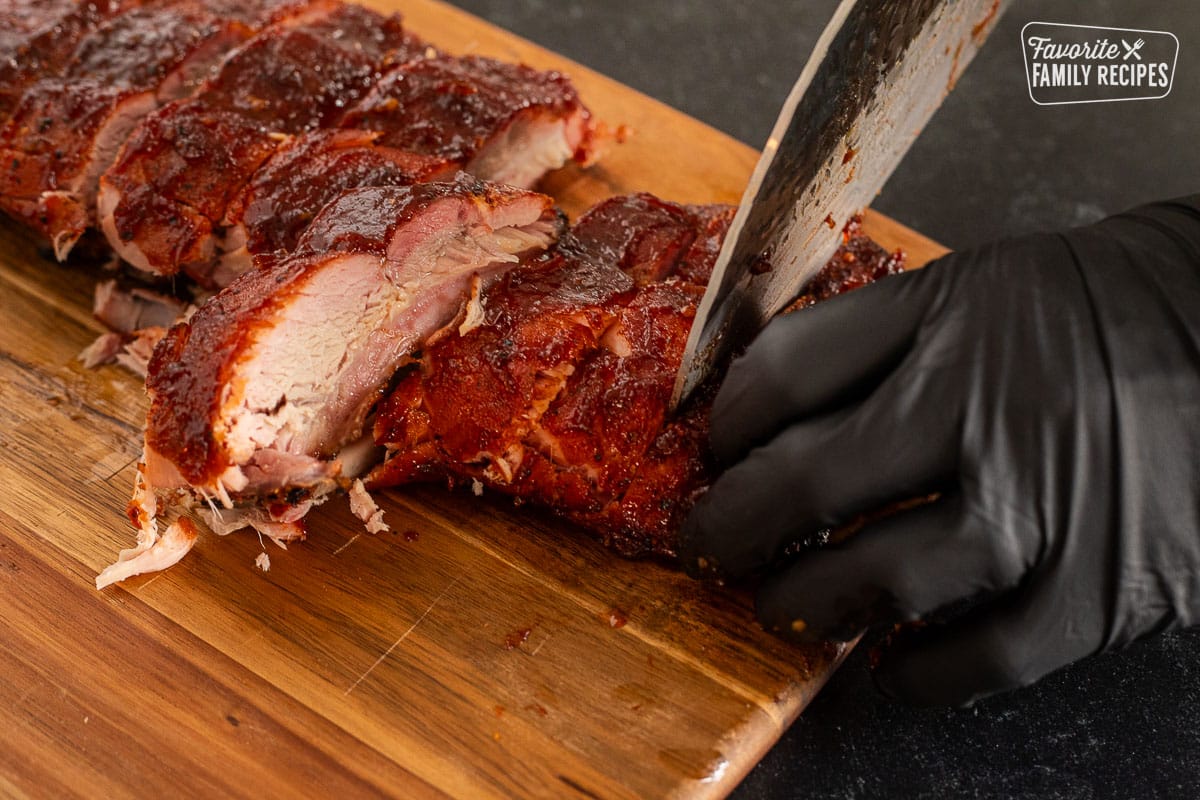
top-left (0, 1), bottom-right (947, 797)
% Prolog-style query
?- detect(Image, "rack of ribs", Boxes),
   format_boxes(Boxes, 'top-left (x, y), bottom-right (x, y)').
top-left (0, 3), bottom-right (905, 582)
top-left (125, 180), bottom-right (900, 583)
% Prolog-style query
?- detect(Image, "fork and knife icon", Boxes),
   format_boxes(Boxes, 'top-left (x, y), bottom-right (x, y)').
top-left (1122, 38), bottom-right (1146, 60)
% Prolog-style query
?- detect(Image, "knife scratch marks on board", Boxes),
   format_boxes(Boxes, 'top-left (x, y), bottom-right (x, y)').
top-left (13, 682), bottom-right (36, 710)
top-left (100, 454), bottom-right (139, 484)
top-left (531, 634), bottom-right (550, 657)
top-left (136, 571), bottom-right (166, 592)
top-left (332, 534), bottom-right (360, 556)
top-left (343, 575), bottom-right (462, 697)
top-left (236, 626), bottom-right (266, 650)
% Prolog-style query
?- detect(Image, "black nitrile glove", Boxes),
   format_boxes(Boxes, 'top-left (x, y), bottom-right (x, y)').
top-left (681, 197), bottom-right (1200, 707)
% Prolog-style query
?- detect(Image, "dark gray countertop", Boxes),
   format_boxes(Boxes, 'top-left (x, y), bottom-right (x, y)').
top-left (445, 2), bottom-right (1200, 797)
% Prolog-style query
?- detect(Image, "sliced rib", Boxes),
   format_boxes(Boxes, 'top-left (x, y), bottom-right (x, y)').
top-left (0, 1), bottom-right (320, 119)
top-left (0, 1), bottom-right (318, 259)
top-left (141, 178), bottom-right (562, 519)
top-left (98, 2), bottom-right (426, 281)
top-left (0, 0), bottom-right (138, 121)
top-left (340, 54), bottom-right (595, 189)
top-left (215, 54), bottom-right (602, 282)
top-left (66, 3), bottom-right (259, 102)
top-left (214, 129), bottom-right (455, 285)
top-left (0, 80), bottom-right (158, 259)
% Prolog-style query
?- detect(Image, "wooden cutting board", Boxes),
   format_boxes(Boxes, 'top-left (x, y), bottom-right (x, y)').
top-left (0, 2), bottom-right (947, 797)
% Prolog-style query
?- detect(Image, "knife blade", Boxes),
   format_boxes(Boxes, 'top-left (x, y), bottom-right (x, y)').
top-left (672, 0), bottom-right (1007, 408)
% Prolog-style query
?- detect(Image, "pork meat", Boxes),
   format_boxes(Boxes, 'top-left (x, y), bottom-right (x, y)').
top-left (214, 129), bottom-right (455, 285)
top-left (340, 54), bottom-right (595, 189)
top-left (369, 197), bottom-right (906, 557)
top-left (0, 1), bottom-right (311, 259)
top-left (141, 177), bottom-right (562, 518)
top-left (97, 2), bottom-right (424, 281)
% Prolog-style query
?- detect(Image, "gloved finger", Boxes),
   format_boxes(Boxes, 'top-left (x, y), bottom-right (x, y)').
top-left (1093, 195), bottom-right (1200, 260)
top-left (871, 582), bottom-right (1098, 708)
top-left (754, 493), bottom-right (1029, 642)
top-left (680, 373), bottom-right (958, 579)
top-left (711, 265), bottom-right (938, 465)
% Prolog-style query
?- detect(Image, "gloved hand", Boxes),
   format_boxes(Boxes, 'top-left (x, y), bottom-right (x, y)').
top-left (681, 197), bottom-right (1200, 707)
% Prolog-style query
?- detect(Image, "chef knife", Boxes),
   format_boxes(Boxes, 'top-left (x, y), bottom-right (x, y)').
top-left (672, 0), bottom-right (1008, 407)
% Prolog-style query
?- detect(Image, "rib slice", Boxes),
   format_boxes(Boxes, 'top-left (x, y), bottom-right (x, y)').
top-left (369, 198), bottom-right (905, 557)
top-left (0, 80), bottom-right (158, 258)
top-left (214, 52), bottom-right (598, 283)
top-left (65, 3), bottom-right (260, 102)
top-left (0, 1), bottom-right (311, 259)
top-left (0, 0), bottom-right (138, 121)
top-left (214, 129), bottom-right (455, 285)
top-left (98, 2), bottom-right (425, 281)
top-left (141, 178), bottom-right (562, 519)
top-left (190, 3), bottom-right (420, 132)
top-left (97, 99), bottom-right (288, 276)
top-left (341, 54), bottom-right (595, 189)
